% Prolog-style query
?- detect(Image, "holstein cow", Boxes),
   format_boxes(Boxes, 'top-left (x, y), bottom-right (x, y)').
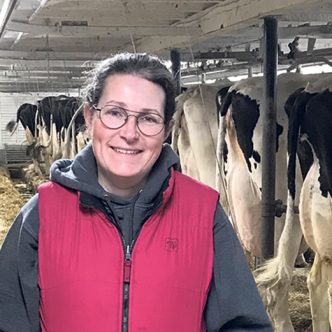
top-left (171, 84), bottom-right (231, 213)
top-left (6, 103), bottom-right (37, 143)
top-left (6, 103), bottom-right (46, 175)
top-left (216, 73), bottom-right (313, 260)
top-left (36, 95), bottom-right (85, 173)
top-left (256, 76), bottom-right (332, 332)
top-left (7, 95), bottom-right (86, 176)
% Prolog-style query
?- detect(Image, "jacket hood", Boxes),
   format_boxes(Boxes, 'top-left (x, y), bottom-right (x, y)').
top-left (50, 143), bottom-right (180, 204)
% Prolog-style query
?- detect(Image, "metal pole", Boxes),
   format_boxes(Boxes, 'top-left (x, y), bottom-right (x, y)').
top-left (248, 66), bottom-right (253, 77)
top-left (170, 49), bottom-right (181, 96)
top-left (261, 16), bottom-right (278, 259)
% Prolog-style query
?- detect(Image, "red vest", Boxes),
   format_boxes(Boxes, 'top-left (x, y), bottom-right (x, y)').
top-left (38, 171), bottom-right (219, 332)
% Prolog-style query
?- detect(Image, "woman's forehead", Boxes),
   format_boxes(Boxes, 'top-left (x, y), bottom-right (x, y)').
top-left (99, 74), bottom-right (166, 112)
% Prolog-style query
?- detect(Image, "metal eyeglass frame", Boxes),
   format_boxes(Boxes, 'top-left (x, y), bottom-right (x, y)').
top-left (92, 104), bottom-right (165, 136)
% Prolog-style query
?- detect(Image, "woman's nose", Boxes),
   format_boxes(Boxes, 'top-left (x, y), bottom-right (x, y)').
top-left (119, 115), bottom-right (139, 140)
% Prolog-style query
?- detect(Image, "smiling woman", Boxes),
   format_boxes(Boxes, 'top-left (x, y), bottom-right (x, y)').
top-left (83, 73), bottom-right (168, 197)
top-left (0, 52), bottom-right (272, 332)
top-left (81, 53), bottom-right (176, 197)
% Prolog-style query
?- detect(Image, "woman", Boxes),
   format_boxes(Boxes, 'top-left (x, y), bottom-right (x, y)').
top-left (0, 53), bottom-right (272, 331)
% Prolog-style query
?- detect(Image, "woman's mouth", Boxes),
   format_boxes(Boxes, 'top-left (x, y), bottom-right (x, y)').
top-left (112, 147), bottom-right (141, 155)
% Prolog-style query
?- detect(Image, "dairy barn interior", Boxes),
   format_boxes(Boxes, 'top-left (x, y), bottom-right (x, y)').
top-left (1, 0), bottom-right (332, 331)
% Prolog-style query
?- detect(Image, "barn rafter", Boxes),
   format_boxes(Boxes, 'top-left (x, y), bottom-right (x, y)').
top-left (0, 0), bottom-right (331, 92)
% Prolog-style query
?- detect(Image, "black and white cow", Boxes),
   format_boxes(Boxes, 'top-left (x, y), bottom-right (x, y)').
top-left (6, 103), bottom-right (37, 145)
top-left (37, 95), bottom-right (86, 172)
top-left (257, 76), bottom-right (332, 332)
top-left (7, 95), bottom-right (86, 176)
top-left (216, 73), bottom-right (313, 260)
top-left (171, 83), bottom-right (231, 214)
top-left (36, 95), bottom-right (85, 165)
top-left (5, 103), bottom-right (47, 175)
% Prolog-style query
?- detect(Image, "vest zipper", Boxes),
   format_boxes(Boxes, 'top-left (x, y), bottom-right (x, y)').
top-left (122, 244), bottom-right (132, 332)
top-left (122, 190), bottom-right (141, 332)
top-left (124, 245), bottom-right (132, 283)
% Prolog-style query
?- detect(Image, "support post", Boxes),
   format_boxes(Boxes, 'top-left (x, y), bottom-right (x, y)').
top-left (170, 49), bottom-right (181, 96)
top-left (261, 16), bottom-right (278, 259)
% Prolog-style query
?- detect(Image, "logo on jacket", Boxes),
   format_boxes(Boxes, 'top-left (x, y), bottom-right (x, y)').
top-left (165, 238), bottom-right (178, 252)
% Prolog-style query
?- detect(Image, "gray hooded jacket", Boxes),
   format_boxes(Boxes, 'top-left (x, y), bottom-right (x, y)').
top-left (0, 143), bottom-right (272, 332)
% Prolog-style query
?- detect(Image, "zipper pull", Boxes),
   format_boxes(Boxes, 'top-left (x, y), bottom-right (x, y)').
top-left (124, 245), bottom-right (131, 283)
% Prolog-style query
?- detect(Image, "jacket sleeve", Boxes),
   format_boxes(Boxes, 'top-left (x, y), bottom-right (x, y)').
top-left (0, 194), bottom-right (40, 332)
top-left (204, 203), bottom-right (273, 331)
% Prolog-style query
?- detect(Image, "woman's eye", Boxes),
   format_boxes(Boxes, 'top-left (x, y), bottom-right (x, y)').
top-left (140, 114), bottom-right (159, 123)
top-left (105, 107), bottom-right (124, 117)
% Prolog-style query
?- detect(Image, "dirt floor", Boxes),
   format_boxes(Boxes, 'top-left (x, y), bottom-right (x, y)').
top-left (0, 167), bottom-right (313, 331)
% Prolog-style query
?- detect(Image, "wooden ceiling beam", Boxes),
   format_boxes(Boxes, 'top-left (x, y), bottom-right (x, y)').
top-left (0, 49), bottom-right (109, 61)
top-left (7, 20), bottom-right (201, 37)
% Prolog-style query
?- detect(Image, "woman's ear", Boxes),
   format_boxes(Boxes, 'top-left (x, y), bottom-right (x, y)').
top-left (83, 103), bottom-right (94, 137)
top-left (83, 103), bottom-right (93, 127)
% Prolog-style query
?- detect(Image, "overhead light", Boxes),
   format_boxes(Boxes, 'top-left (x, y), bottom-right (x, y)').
top-left (0, 0), bottom-right (11, 29)
top-left (0, 0), bottom-right (17, 37)
top-left (29, 0), bottom-right (50, 22)
top-left (10, 31), bottom-right (23, 48)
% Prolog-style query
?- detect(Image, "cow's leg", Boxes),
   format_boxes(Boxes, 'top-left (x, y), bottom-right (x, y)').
top-left (326, 261), bottom-right (332, 331)
top-left (329, 279), bottom-right (332, 331)
top-left (294, 254), bottom-right (307, 267)
top-left (308, 255), bottom-right (330, 332)
top-left (256, 196), bottom-right (303, 332)
top-left (294, 237), bottom-right (310, 267)
top-left (32, 158), bottom-right (43, 177)
top-left (226, 163), bottom-right (262, 256)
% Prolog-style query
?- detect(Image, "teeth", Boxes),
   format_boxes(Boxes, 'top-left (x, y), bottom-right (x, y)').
top-left (113, 147), bottom-right (139, 154)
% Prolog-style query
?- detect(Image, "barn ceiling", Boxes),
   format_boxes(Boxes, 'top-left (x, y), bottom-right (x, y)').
top-left (0, 0), bottom-right (332, 93)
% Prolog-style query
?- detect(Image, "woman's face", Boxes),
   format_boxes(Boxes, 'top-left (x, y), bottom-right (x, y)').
top-left (84, 74), bottom-right (167, 196)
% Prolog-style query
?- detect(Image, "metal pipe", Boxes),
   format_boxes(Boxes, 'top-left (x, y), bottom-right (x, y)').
top-left (170, 49), bottom-right (181, 96)
top-left (261, 16), bottom-right (278, 259)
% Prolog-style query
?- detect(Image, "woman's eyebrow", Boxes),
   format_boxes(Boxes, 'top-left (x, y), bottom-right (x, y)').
top-left (103, 100), bottom-right (125, 106)
top-left (103, 101), bottom-right (160, 114)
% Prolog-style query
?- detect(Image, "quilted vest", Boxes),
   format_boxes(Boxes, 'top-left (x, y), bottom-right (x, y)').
top-left (38, 171), bottom-right (219, 332)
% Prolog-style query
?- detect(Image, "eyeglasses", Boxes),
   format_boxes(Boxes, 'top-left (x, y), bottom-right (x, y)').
top-left (92, 104), bottom-right (165, 136)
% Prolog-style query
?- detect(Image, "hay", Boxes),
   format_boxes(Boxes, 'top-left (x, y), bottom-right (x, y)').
top-left (0, 171), bottom-right (25, 246)
top-left (0, 163), bottom-right (45, 247)
top-left (290, 268), bottom-right (312, 331)
top-left (249, 249), bottom-right (312, 331)
top-left (22, 164), bottom-right (47, 193)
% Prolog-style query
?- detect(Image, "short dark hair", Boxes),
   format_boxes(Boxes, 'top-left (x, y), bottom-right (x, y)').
top-left (82, 52), bottom-right (176, 126)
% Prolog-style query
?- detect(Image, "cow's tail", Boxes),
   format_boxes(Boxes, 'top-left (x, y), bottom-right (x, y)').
top-left (6, 120), bottom-right (18, 135)
top-left (284, 87), bottom-right (304, 118)
top-left (215, 86), bottom-right (232, 216)
top-left (217, 89), bottom-right (234, 117)
top-left (171, 93), bottom-right (187, 153)
top-left (63, 103), bottom-right (84, 159)
top-left (287, 91), bottom-right (313, 200)
top-left (215, 111), bottom-right (231, 216)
